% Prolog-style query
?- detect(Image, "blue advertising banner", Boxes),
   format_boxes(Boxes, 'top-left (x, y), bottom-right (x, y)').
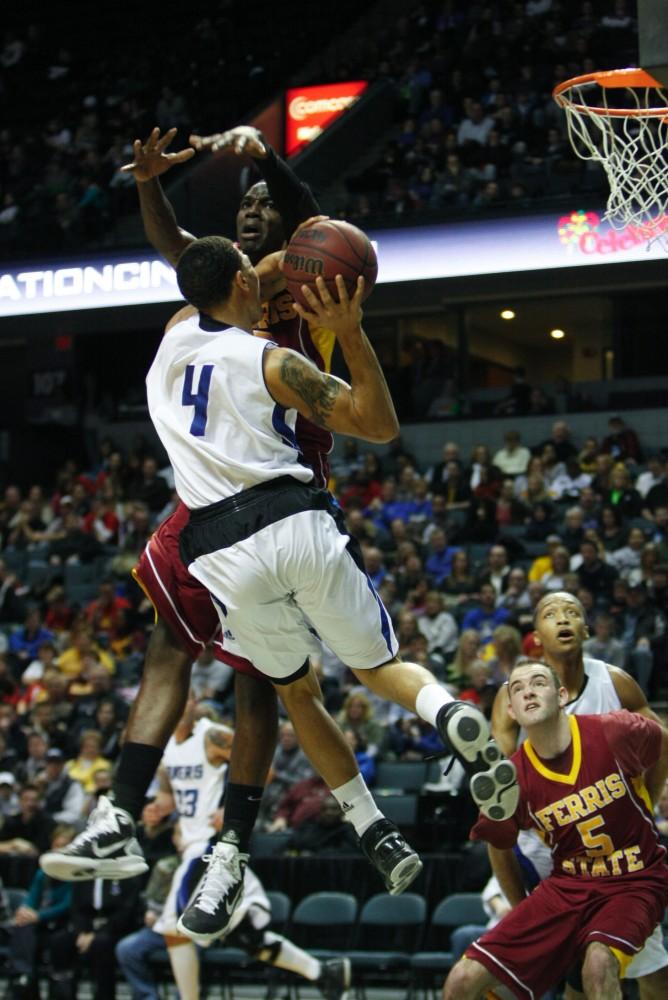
top-left (1, 209), bottom-right (666, 317)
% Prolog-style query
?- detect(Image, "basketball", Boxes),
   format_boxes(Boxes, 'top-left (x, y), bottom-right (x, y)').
top-left (283, 220), bottom-right (378, 309)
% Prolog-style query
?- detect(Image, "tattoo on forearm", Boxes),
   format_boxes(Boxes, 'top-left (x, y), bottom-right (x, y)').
top-left (205, 727), bottom-right (233, 750)
top-left (280, 354), bottom-right (341, 428)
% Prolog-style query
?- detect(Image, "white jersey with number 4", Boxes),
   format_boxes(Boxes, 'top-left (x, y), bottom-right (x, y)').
top-left (146, 312), bottom-right (312, 510)
top-left (162, 717), bottom-right (226, 848)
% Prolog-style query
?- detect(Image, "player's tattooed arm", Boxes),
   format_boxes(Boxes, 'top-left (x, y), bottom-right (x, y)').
top-left (265, 344), bottom-right (395, 442)
top-left (278, 352), bottom-right (342, 429)
top-left (204, 725), bottom-right (234, 766)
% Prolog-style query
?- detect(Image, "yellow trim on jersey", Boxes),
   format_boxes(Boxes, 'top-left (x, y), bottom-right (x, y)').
top-left (523, 715), bottom-right (582, 785)
top-left (308, 325), bottom-right (336, 373)
top-left (610, 946), bottom-right (633, 979)
top-left (630, 774), bottom-right (653, 812)
top-left (131, 566), bottom-right (158, 625)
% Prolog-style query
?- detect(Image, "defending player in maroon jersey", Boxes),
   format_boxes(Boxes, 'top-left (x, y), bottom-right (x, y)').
top-left (443, 660), bottom-right (668, 1000)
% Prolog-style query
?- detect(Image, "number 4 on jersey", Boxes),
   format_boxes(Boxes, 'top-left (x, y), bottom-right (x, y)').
top-left (182, 364), bottom-right (213, 437)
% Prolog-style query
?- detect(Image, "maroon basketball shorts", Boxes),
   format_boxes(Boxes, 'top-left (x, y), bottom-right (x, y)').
top-left (466, 870), bottom-right (668, 999)
top-left (133, 506), bottom-right (263, 679)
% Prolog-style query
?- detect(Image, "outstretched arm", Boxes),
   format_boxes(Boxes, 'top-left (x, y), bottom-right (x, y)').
top-left (262, 276), bottom-right (399, 444)
top-left (190, 125), bottom-right (319, 238)
top-left (120, 127), bottom-right (196, 266)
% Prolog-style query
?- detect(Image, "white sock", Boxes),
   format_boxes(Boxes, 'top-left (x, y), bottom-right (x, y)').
top-left (415, 683), bottom-right (455, 727)
top-left (332, 773), bottom-right (383, 836)
top-left (168, 941), bottom-right (200, 1000)
top-left (263, 931), bottom-right (322, 980)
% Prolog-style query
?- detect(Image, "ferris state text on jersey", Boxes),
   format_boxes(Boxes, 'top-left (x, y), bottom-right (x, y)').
top-left (473, 711), bottom-right (667, 883)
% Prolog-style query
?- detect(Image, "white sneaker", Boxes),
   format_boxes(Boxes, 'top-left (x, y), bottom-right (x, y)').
top-left (176, 841), bottom-right (249, 945)
top-left (40, 795), bottom-right (147, 881)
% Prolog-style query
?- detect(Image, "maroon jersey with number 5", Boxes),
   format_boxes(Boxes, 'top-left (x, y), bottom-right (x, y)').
top-left (472, 711), bottom-right (667, 884)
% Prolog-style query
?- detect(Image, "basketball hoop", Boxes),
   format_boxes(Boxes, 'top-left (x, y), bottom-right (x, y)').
top-left (553, 68), bottom-right (668, 247)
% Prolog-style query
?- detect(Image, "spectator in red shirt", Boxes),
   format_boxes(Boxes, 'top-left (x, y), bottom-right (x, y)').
top-left (82, 497), bottom-right (120, 545)
top-left (85, 580), bottom-right (131, 643)
top-left (267, 775), bottom-right (331, 833)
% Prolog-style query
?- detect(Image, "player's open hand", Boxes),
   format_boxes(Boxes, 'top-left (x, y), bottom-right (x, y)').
top-left (120, 127), bottom-right (195, 182)
top-left (190, 125), bottom-right (267, 158)
top-left (293, 275), bottom-right (365, 338)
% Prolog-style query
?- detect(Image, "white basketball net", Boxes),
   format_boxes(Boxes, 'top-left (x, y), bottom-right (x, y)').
top-left (555, 70), bottom-right (668, 248)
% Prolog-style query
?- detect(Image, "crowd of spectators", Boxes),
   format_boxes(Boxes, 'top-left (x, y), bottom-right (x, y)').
top-left (339, 0), bottom-right (638, 223)
top-left (0, 2), bottom-right (642, 258)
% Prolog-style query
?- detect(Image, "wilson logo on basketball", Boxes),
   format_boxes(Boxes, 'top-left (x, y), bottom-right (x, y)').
top-left (283, 252), bottom-right (324, 276)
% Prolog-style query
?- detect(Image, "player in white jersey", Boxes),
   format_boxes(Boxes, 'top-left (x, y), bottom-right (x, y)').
top-left (142, 235), bottom-right (520, 939)
top-left (118, 692), bottom-right (351, 1000)
top-left (490, 592), bottom-right (668, 1000)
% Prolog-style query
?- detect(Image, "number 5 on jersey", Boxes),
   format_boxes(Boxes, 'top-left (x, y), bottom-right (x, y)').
top-left (182, 364), bottom-right (214, 437)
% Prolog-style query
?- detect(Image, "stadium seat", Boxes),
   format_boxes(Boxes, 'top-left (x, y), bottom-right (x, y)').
top-left (349, 892), bottom-right (426, 995)
top-left (265, 889), bottom-right (292, 932)
top-left (375, 760), bottom-right (428, 792)
top-left (371, 792), bottom-right (418, 828)
top-left (248, 830), bottom-right (292, 858)
top-left (411, 893), bottom-right (488, 998)
top-left (290, 891), bottom-right (358, 957)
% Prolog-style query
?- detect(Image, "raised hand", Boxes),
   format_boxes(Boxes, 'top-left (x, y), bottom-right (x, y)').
top-left (189, 125), bottom-right (267, 158)
top-left (293, 275), bottom-right (365, 339)
top-left (120, 127), bottom-right (195, 183)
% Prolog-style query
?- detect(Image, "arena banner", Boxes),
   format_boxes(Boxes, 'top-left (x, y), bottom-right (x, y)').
top-left (285, 81), bottom-right (368, 156)
top-left (1, 209), bottom-right (667, 317)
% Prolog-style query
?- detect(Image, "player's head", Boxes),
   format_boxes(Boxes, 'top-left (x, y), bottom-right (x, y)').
top-left (236, 181), bottom-right (285, 262)
top-left (506, 659), bottom-right (568, 728)
top-left (532, 591), bottom-right (588, 656)
top-left (177, 236), bottom-right (261, 322)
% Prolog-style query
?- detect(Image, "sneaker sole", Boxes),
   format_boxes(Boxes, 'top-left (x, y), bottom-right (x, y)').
top-left (470, 759), bottom-right (519, 821)
top-left (441, 704), bottom-right (519, 822)
top-left (40, 852), bottom-right (148, 881)
top-left (444, 704), bottom-right (492, 763)
top-left (386, 853), bottom-right (423, 895)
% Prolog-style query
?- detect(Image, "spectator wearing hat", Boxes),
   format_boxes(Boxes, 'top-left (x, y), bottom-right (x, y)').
top-left (0, 771), bottom-right (19, 818)
top-left (37, 748), bottom-right (85, 826)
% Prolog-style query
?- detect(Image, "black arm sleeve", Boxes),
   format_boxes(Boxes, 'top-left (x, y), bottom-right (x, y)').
top-left (255, 145), bottom-right (320, 239)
